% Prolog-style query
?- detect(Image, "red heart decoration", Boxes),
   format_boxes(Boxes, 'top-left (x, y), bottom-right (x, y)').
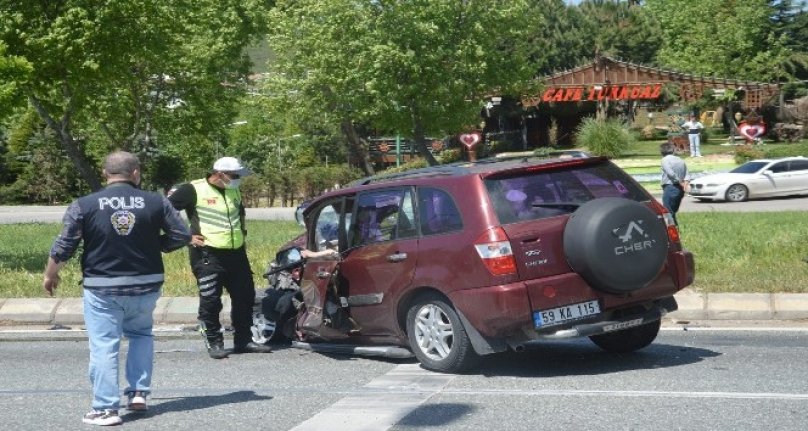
top-left (738, 122), bottom-right (766, 140)
top-left (459, 133), bottom-right (480, 149)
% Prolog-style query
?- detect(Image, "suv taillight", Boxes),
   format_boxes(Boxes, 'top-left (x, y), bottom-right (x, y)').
top-left (649, 199), bottom-right (681, 244)
top-left (474, 227), bottom-right (517, 276)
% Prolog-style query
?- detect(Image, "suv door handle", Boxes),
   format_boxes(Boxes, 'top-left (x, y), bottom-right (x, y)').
top-left (387, 252), bottom-right (408, 262)
top-left (316, 270), bottom-right (331, 279)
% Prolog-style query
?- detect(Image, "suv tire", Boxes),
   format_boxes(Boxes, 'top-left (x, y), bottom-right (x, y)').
top-left (406, 293), bottom-right (479, 373)
top-left (564, 197), bottom-right (669, 294)
top-left (588, 319), bottom-right (661, 353)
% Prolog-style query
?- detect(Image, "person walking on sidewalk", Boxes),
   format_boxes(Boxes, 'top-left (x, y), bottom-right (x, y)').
top-left (43, 151), bottom-right (191, 426)
top-left (660, 142), bottom-right (689, 226)
top-left (681, 114), bottom-right (705, 157)
top-left (167, 157), bottom-right (272, 359)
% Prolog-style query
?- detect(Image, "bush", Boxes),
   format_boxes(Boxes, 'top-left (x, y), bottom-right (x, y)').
top-left (763, 142), bottom-right (808, 158)
top-left (770, 123), bottom-right (806, 143)
top-left (438, 148), bottom-right (462, 164)
top-left (575, 118), bottom-right (635, 158)
top-left (700, 128), bottom-right (711, 145)
top-left (734, 145), bottom-right (765, 164)
top-left (381, 158), bottom-right (428, 175)
top-left (639, 125), bottom-right (658, 140)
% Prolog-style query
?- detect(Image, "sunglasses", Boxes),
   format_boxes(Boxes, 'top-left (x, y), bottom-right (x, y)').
top-left (222, 172), bottom-right (241, 180)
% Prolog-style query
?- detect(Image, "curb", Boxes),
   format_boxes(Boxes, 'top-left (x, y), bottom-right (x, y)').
top-left (2, 289), bottom-right (808, 326)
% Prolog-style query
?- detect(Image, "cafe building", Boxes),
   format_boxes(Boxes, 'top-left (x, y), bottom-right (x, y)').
top-left (483, 55), bottom-right (781, 149)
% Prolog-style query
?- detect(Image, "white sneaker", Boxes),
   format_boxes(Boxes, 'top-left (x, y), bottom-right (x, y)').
top-left (126, 391), bottom-right (148, 411)
top-left (82, 409), bottom-right (123, 426)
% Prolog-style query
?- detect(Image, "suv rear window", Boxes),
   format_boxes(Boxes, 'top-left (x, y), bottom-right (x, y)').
top-left (485, 162), bottom-right (648, 224)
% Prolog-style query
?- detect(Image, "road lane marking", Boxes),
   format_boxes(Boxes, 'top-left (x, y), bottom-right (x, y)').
top-left (288, 363), bottom-right (456, 431)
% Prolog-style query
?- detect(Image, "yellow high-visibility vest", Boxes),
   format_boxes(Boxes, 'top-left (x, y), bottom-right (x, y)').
top-left (191, 179), bottom-right (244, 249)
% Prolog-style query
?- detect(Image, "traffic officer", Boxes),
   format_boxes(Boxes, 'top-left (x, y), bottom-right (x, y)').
top-left (168, 156), bottom-right (272, 359)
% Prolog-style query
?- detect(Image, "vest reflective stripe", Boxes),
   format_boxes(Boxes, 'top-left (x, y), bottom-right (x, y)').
top-left (83, 273), bottom-right (165, 287)
top-left (191, 179), bottom-right (244, 249)
top-left (196, 206), bottom-right (241, 229)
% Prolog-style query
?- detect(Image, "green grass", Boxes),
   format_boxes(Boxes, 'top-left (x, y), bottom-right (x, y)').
top-left (2, 214), bottom-right (807, 297)
top-left (679, 211), bottom-right (808, 293)
top-left (0, 221), bottom-right (304, 298)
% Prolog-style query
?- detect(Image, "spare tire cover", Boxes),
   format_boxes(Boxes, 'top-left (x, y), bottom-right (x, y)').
top-left (563, 197), bottom-right (668, 294)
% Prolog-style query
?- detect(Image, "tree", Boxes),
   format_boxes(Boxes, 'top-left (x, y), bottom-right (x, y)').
top-left (577, 0), bottom-right (662, 64)
top-left (0, 1), bottom-right (268, 191)
top-left (646, 0), bottom-right (793, 81)
top-left (265, 0), bottom-right (547, 173)
top-left (0, 41), bottom-right (32, 119)
top-left (770, 0), bottom-right (808, 95)
top-left (532, 0), bottom-right (595, 72)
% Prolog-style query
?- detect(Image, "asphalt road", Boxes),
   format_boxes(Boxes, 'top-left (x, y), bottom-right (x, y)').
top-left (1, 327), bottom-right (807, 430)
top-left (1, 195), bottom-right (807, 224)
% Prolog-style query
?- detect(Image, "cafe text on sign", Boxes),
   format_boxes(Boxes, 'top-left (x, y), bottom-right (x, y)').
top-left (542, 84), bottom-right (662, 103)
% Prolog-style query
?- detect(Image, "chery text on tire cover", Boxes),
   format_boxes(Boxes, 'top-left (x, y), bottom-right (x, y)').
top-left (563, 197), bottom-right (668, 293)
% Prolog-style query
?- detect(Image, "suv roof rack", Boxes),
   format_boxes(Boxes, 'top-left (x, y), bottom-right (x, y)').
top-left (349, 155), bottom-right (598, 186)
top-left (347, 163), bottom-right (475, 186)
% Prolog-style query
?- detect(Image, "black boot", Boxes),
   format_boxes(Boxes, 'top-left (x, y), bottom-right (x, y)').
top-left (208, 341), bottom-right (230, 359)
top-left (233, 342), bottom-right (272, 354)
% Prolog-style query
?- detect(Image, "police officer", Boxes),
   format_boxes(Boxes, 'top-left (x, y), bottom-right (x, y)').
top-left (168, 157), bottom-right (272, 359)
top-left (43, 151), bottom-right (191, 425)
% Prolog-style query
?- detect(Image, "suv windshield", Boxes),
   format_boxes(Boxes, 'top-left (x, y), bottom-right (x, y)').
top-left (485, 162), bottom-right (648, 224)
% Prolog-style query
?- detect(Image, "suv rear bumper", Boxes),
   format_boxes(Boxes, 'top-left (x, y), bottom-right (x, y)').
top-left (449, 271), bottom-right (687, 341)
top-left (532, 296), bottom-right (677, 340)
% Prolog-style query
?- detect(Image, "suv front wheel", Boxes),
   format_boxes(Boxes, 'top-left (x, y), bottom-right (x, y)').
top-left (588, 319), bottom-right (661, 353)
top-left (406, 293), bottom-right (479, 373)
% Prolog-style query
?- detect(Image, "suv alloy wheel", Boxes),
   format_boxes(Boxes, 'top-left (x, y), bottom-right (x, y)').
top-left (406, 293), bottom-right (479, 372)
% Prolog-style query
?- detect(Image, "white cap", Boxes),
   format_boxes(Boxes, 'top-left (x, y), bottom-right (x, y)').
top-left (212, 157), bottom-right (252, 176)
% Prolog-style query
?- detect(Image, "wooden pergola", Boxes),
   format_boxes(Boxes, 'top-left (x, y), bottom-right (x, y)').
top-left (522, 56), bottom-right (780, 110)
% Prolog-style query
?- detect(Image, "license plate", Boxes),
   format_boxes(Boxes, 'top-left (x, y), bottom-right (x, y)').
top-left (534, 300), bottom-right (600, 328)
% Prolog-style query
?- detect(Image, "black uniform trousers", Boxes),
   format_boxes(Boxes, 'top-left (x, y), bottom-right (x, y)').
top-left (190, 245), bottom-right (255, 347)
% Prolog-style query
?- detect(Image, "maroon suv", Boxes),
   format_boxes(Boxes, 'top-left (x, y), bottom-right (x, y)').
top-left (281, 155), bottom-right (694, 372)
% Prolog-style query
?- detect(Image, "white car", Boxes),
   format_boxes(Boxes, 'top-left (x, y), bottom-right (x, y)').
top-left (688, 156), bottom-right (808, 202)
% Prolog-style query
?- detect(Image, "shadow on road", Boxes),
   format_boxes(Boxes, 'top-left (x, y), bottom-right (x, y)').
top-left (473, 339), bottom-right (720, 378)
top-left (121, 390), bottom-right (272, 423)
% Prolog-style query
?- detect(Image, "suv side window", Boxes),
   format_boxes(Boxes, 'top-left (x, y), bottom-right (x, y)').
top-left (417, 187), bottom-right (463, 236)
top-left (312, 200), bottom-right (344, 252)
top-left (350, 189), bottom-right (415, 247)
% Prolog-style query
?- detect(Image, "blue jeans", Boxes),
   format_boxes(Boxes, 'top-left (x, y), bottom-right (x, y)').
top-left (83, 289), bottom-right (160, 410)
top-left (662, 184), bottom-right (684, 226)
top-left (688, 133), bottom-right (701, 157)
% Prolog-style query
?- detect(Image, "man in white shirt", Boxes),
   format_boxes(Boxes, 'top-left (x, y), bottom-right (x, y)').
top-left (681, 114), bottom-right (704, 157)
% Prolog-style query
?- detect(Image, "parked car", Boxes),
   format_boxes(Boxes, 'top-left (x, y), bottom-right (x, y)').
top-left (689, 156), bottom-right (808, 202)
top-left (255, 155), bottom-right (695, 373)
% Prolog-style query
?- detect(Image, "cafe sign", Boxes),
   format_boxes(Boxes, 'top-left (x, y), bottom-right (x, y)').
top-left (542, 83), bottom-right (662, 102)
